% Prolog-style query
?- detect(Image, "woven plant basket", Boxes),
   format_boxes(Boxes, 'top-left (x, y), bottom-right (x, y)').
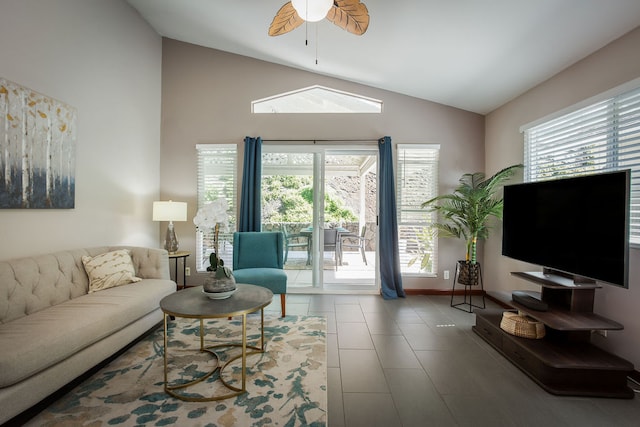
top-left (457, 260), bottom-right (481, 286)
top-left (500, 311), bottom-right (546, 339)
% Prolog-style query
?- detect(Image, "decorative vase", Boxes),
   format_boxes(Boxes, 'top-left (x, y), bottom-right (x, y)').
top-left (203, 267), bottom-right (236, 293)
top-left (457, 260), bottom-right (481, 286)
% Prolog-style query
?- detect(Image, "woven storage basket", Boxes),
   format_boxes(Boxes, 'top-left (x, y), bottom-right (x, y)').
top-left (500, 311), bottom-right (546, 339)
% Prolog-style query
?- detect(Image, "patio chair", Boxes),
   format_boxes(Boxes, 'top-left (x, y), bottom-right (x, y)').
top-left (232, 231), bottom-right (287, 317)
top-left (323, 228), bottom-right (339, 271)
top-left (340, 225), bottom-right (368, 265)
top-left (282, 224), bottom-right (310, 265)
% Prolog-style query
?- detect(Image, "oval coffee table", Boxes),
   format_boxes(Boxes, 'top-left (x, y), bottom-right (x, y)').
top-left (160, 283), bottom-right (273, 401)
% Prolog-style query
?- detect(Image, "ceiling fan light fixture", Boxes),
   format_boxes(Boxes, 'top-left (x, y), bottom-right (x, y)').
top-left (291, 0), bottom-right (333, 22)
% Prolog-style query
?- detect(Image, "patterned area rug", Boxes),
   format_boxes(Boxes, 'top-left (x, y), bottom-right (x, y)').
top-left (26, 315), bottom-right (327, 427)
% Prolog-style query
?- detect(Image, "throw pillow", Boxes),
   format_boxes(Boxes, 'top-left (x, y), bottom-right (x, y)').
top-left (82, 249), bottom-right (142, 293)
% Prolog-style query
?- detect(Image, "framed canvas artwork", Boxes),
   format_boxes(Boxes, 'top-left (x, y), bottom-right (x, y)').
top-left (0, 78), bottom-right (77, 209)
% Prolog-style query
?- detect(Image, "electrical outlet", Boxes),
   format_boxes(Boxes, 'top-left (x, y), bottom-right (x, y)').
top-left (444, 270), bottom-right (450, 280)
top-left (185, 267), bottom-right (191, 276)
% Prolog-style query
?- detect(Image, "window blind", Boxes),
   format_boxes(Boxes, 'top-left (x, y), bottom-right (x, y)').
top-left (196, 144), bottom-right (238, 271)
top-left (524, 86), bottom-right (640, 244)
top-left (396, 144), bottom-right (440, 275)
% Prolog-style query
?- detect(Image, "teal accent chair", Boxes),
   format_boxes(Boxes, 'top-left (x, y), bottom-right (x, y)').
top-left (232, 231), bottom-right (287, 317)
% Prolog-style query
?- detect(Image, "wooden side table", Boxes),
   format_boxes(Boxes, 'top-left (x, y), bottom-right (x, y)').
top-left (168, 251), bottom-right (190, 290)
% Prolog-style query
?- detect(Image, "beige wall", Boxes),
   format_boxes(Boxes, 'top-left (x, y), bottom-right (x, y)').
top-left (485, 26), bottom-right (640, 368)
top-left (161, 39), bottom-right (485, 289)
top-left (0, 0), bottom-right (162, 259)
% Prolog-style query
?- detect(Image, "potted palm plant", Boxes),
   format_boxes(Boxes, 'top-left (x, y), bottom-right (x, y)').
top-left (422, 164), bottom-right (522, 285)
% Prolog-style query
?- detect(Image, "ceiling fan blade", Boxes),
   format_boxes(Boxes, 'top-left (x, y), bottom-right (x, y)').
top-left (326, 0), bottom-right (369, 35)
top-left (269, 2), bottom-right (304, 36)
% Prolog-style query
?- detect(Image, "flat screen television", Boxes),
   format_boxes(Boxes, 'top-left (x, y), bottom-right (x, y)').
top-left (502, 170), bottom-right (630, 288)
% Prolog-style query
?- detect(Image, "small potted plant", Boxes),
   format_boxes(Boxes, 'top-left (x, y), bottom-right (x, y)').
top-left (193, 198), bottom-right (236, 292)
top-left (422, 164), bottom-right (522, 285)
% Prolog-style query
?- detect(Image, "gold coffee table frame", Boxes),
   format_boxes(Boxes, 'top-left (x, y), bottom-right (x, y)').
top-left (159, 284), bottom-right (274, 402)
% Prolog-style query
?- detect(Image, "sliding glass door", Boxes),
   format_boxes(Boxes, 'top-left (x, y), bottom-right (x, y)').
top-left (261, 148), bottom-right (315, 286)
top-left (261, 144), bottom-right (378, 291)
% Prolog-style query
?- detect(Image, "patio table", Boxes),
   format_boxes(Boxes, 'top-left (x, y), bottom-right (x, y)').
top-left (300, 227), bottom-right (353, 266)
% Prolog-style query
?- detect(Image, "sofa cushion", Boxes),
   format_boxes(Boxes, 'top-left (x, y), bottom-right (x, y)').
top-left (233, 268), bottom-right (287, 294)
top-left (0, 278), bottom-right (175, 388)
top-left (82, 249), bottom-right (142, 293)
top-left (0, 249), bottom-right (97, 324)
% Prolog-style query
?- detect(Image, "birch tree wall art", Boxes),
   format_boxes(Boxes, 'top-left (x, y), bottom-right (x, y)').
top-left (0, 78), bottom-right (76, 209)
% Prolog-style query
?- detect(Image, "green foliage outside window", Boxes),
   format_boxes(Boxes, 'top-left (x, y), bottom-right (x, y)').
top-left (262, 175), bottom-right (357, 223)
top-left (407, 226), bottom-right (435, 272)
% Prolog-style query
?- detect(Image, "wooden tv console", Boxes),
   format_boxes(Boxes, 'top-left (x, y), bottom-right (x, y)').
top-left (472, 271), bottom-right (634, 398)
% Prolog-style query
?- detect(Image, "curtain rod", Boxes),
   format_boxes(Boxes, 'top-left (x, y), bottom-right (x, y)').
top-left (261, 138), bottom-right (380, 143)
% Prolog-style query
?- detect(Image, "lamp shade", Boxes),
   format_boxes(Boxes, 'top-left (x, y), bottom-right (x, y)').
top-left (153, 201), bottom-right (187, 222)
top-left (292, 0), bottom-right (333, 22)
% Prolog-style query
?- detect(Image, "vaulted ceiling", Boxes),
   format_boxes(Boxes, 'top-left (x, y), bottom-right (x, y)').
top-left (127, 0), bottom-right (640, 114)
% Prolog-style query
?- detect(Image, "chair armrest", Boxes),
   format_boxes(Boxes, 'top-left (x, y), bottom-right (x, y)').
top-left (288, 233), bottom-right (306, 239)
top-left (341, 233), bottom-right (362, 242)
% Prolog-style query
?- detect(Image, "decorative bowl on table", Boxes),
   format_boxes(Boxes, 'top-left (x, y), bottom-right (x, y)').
top-left (202, 288), bottom-right (236, 299)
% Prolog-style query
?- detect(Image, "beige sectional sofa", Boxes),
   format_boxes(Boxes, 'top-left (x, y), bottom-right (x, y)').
top-left (0, 246), bottom-right (176, 425)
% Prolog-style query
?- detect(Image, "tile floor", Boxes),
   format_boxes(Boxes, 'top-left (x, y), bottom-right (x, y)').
top-left (284, 250), bottom-right (376, 289)
top-left (265, 293), bottom-right (640, 427)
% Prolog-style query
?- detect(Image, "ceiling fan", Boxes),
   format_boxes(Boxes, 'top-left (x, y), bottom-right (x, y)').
top-left (269, 0), bottom-right (369, 37)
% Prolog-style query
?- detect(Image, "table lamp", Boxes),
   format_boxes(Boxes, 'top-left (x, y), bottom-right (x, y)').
top-left (153, 200), bottom-right (187, 253)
